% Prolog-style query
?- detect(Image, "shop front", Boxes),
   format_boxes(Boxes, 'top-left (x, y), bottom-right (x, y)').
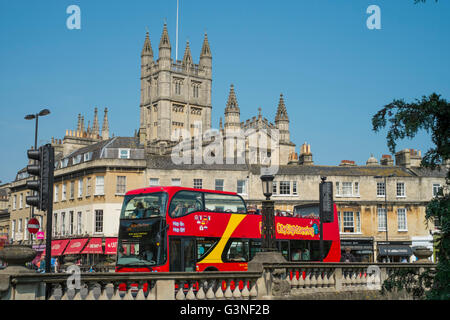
top-left (377, 241), bottom-right (413, 263)
top-left (340, 238), bottom-right (374, 262)
top-left (32, 237), bottom-right (118, 271)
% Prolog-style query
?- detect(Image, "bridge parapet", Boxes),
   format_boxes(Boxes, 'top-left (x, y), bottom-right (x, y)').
top-left (0, 270), bottom-right (261, 300)
top-left (0, 262), bottom-right (435, 300)
top-left (259, 262), bottom-right (435, 299)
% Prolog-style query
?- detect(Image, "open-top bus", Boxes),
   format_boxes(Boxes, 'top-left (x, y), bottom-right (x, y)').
top-left (115, 186), bottom-right (340, 273)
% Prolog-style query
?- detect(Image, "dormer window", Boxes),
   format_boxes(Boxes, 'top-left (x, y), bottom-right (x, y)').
top-left (60, 158), bottom-right (69, 168)
top-left (73, 154), bottom-right (82, 165)
top-left (84, 152), bottom-right (93, 162)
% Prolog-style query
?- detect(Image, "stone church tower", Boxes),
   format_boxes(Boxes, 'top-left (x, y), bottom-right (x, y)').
top-left (139, 24), bottom-right (213, 154)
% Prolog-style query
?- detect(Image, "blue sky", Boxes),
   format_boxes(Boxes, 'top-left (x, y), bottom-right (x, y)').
top-left (0, 0), bottom-right (449, 182)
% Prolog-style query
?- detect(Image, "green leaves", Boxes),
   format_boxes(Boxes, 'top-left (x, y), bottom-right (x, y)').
top-left (373, 92), bottom-right (449, 299)
top-left (372, 93), bottom-right (449, 170)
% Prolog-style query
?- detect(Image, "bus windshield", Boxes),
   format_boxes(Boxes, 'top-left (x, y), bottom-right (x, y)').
top-left (120, 192), bottom-right (168, 219)
top-left (117, 218), bottom-right (167, 267)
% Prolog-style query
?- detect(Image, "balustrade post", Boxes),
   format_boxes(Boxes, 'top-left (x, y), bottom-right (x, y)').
top-left (316, 268), bottom-right (323, 292)
top-left (241, 279), bottom-right (250, 300)
top-left (111, 282), bottom-right (122, 300)
top-left (224, 279), bottom-right (233, 299)
top-left (214, 279), bottom-right (224, 299)
top-left (304, 269), bottom-right (311, 291)
top-left (186, 280), bottom-right (196, 300)
top-left (290, 268), bottom-right (299, 291)
top-left (196, 280), bottom-right (206, 300)
top-left (135, 281), bottom-right (146, 300)
top-left (175, 280), bottom-right (186, 300)
top-left (232, 279), bottom-right (242, 299)
top-left (206, 280), bottom-right (215, 300)
top-left (334, 267), bottom-right (343, 291)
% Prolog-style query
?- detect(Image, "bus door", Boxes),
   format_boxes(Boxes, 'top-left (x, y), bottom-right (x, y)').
top-left (169, 237), bottom-right (196, 272)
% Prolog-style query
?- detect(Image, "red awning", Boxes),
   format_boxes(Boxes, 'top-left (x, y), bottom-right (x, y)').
top-left (43, 240), bottom-right (70, 256)
top-left (81, 238), bottom-right (103, 254)
top-left (104, 238), bottom-right (118, 255)
top-left (63, 238), bottom-right (88, 255)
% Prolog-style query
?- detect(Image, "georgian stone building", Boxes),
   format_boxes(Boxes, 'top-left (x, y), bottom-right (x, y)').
top-left (7, 110), bottom-right (146, 266)
top-left (5, 24), bottom-right (447, 265)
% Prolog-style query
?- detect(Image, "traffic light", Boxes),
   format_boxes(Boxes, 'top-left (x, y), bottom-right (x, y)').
top-left (26, 144), bottom-right (54, 211)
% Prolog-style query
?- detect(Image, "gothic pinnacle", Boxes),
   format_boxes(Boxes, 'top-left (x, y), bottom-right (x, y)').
top-left (275, 93), bottom-right (289, 121)
top-left (159, 23), bottom-right (171, 49)
top-left (226, 84), bottom-right (239, 111)
top-left (141, 31), bottom-right (153, 57)
top-left (200, 32), bottom-right (212, 57)
top-left (182, 40), bottom-right (193, 66)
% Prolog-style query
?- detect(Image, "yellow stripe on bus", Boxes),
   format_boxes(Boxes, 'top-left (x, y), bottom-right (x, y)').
top-left (198, 214), bottom-right (246, 264)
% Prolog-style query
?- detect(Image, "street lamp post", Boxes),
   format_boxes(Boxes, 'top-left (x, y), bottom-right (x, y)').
top-left (247, 174), bottom-right (287, 272)
top-left (24, 108), bottom-right (50, 244)
top-left (260, 175), bottom-right (276, 252)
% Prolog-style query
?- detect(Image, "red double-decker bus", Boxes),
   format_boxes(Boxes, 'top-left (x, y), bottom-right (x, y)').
top-left (115, 186), bottom-right (340, 273)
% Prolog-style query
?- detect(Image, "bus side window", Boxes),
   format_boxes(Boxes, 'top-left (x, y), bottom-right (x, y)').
top-left (290, 240), bottom-right (310, 261)
top-left (204, 193), bottom-right (247, 214)
top-left (224, 239), bottom-right (249, 262)
top-left (197, 238), bottom-right (219, 261)
top-left (169, 191), bottom-right (203, 218)
top-left (250, 240), bottom-right (261, 260)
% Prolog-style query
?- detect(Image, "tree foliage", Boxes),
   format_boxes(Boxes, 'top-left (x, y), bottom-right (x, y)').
top-left (372, 93), bottom-right (449, 300)
top-left (372, 93), bottom-right (450, 172)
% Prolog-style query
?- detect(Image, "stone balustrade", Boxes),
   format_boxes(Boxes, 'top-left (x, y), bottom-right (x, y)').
top-left (0, 263), bottom-right (435, 300)
top-left (260, 262), bottom-right (435, 298)
top-left (0, 271), bottom-right (261, 301)
top-left (0, 246), bottom-right (435, 300)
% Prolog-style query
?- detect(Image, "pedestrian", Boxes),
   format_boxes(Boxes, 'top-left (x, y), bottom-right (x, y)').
top-left (38, 255), bottom-right (46, 273)
top-left (54, 258), bottom-right (60, 273)
top-left (302, 248), bottom-right (310, 261)
top-left (291, 249), bottom-right (302, 261)
top-left (340, 247), bottom-right (356, 263)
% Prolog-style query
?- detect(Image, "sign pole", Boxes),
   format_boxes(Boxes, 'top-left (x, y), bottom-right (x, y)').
top-left (319, 176), bottom-right (334, 262)
top-left (44, 145), bottom-right (54, 274)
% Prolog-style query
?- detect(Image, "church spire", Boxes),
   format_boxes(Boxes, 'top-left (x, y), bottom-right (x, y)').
top-left (77, 114), bottom-right (82, 132)
top-left (182, 40), bottom-right (193, 67)
top-left (224, 84), bottom-right (240, 132)
top-left (101, 107), bottom-right (109, 140)
top-left (200, 32), bottom-right (212, 58)
top-left (275, 94), bottom-right (289, 122)
top-left (275, 94), bottom-right (290, 143)
top-left (159, 23), bottom-right (171, 50)
top-left (226, 84), bottom-right (239, 111)
top-left (141, 31), bottom-right (154, 58)
top-left (80, 116), bottom-right (85, 134)
top-left (92, 107), bottom-right (100, 137)
top-left (158, 23), bottom-right (171, 69)
top-left (199, 32), bottom-right (212, 76)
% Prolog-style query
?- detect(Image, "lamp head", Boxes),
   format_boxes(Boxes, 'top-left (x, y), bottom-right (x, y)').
top-left (38, 109), bottom-right (50, 117)
top-left (260, 174), bottom-right (274, 200)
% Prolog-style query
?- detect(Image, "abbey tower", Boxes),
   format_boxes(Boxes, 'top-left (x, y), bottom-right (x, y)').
top-left (139, 24), bottom-right (213, 155)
